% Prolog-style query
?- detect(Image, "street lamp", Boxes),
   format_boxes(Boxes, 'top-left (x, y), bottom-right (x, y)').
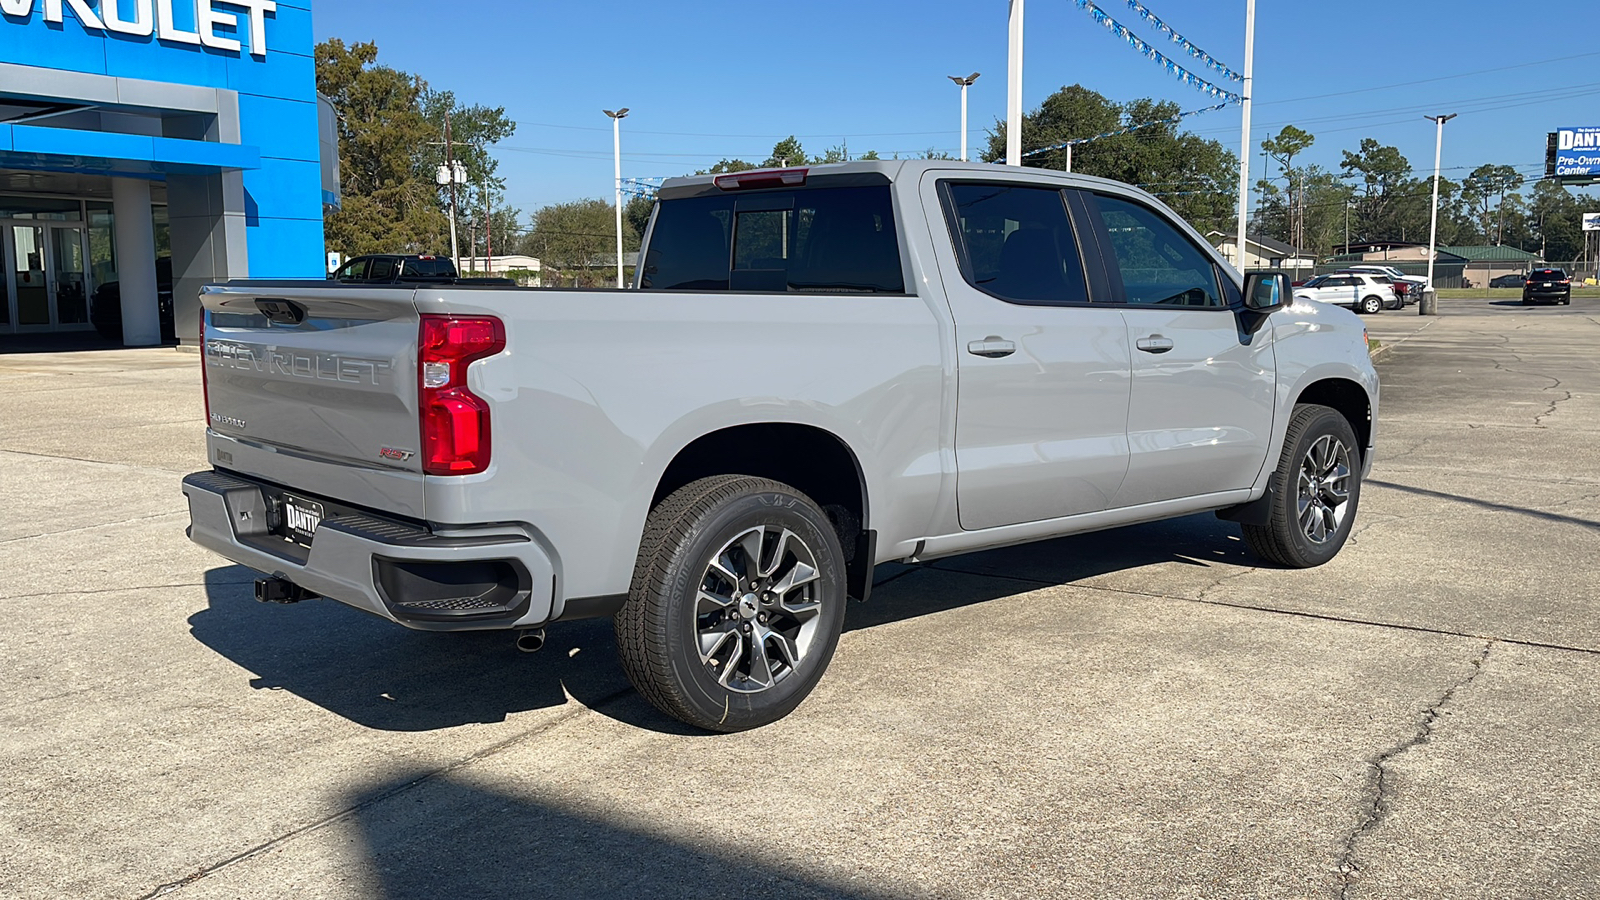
top-left (1423, 113), bottom-right (1458, 315)
top-left (604, 107), bottom-right (630, 289)
top-left (948, 72), bottom-right (980, 162)
top-left (1233, 0), bottom-right (1257, 271)
top-left (1006, 0), bottom-right (1023, 166)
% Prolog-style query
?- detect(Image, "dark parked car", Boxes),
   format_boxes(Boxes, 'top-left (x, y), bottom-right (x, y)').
top-left (1490, 273), bottom-right (1526, 289)
top-left (91, 257), bottom-right (176, 344)
top-left (1523, 268), bottom-right (1572, 306)
top-left (330, 254), bottom-right (514, 285)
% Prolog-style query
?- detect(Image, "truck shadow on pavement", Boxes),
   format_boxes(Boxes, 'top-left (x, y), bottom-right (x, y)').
top-left (340, 773), bottom-right (891, 900)
top-left (193, 513), bottom-right (1251, 735)
top-left (191, 567), bottom-right (634, 733)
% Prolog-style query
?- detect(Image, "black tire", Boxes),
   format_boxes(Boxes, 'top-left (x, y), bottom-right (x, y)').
top-left (1359, 295), bottom-right (1383, 315)
top-left (1522, 297), bottom-right (1534, 306)
top-left (615, 475), bottom-right (848, 732)
top-left (1242, 404), bottom-right (1363, 569)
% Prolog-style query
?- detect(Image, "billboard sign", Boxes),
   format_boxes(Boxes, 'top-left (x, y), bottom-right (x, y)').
top-left (1584, 213), bottom-right (1600, 232)
top-left (1555, 127), bottom-right (1600, 177)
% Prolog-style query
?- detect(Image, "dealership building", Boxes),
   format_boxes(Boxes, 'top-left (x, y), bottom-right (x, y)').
top-left (0, 0), bottom-right (334, 346)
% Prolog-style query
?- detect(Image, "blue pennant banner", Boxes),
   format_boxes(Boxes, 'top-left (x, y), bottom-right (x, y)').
top-left (1073, 0), bottom-right (1245, 104)
top-left (1122, 0), bottom-right (1245, 82)
top-left (1023, 102), bottom-right (1232, 158)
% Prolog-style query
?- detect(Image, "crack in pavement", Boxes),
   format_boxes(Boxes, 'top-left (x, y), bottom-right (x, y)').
top-left (137, 684), bottom-right (638, 899)
top-left (920, 562), bottom-right (1600, 656)
top-left (0, 579), bottom-right (254, 603)
top-left (0, 511), bottom-right (186, 545)
top-left (1336, 641), bottom-right (1495, 900)
top-left (0, 447), bottom-right (195, 476)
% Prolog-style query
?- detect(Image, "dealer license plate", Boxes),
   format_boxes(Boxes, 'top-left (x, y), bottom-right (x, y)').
top-left (280, 494), bottom-right (325, 545)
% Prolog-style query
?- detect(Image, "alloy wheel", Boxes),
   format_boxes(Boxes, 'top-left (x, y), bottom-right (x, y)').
top-left (695, 525), bottom-right (824, 693)
top-left (1296, 435), bottom-right (1352, 544)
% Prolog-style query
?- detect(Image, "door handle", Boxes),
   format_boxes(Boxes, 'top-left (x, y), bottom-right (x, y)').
top-left (1136, 335), bottom-right (1175, 354)
top-left (966, 336), bottom-right (1016, 358)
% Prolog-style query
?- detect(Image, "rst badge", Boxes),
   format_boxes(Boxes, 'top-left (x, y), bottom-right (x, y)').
top-left (380, 447), bottom-right (415, 462)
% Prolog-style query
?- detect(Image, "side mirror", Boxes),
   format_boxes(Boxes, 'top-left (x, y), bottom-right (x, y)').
top-left (1243, 271), bottom-right (1290, 312)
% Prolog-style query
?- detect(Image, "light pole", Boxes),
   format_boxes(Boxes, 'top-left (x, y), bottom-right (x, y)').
top-left (604, 108), bottom-right (630, 289)
top-left (1423, 113), bottom-right (1457, 315)
top-left (1233, 0), bottom-right (1256, 270)
top-left (948, 73), bottom-right (980, 161)
top-left (1006, 0), bottom-right (1023, 166)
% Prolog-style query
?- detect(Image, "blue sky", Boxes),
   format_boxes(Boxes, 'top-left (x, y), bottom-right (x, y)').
top-left (313, 0), bottom-right (1600, 218)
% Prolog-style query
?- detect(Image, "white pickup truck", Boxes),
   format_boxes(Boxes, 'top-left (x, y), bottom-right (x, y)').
top-left (184, 161), bottom-right (1379, 731)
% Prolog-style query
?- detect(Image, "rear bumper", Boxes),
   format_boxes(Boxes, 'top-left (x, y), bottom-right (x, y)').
top-left (182, 470), bottom-right (556, 631)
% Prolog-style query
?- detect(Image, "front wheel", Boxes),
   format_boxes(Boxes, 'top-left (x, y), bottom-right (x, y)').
top-left (615, 476), bottom-right (848, 732)
top-left (1242, 404), bottom-right (1363, 568)
top-left (1359, 295), bottom-right (1383, 315)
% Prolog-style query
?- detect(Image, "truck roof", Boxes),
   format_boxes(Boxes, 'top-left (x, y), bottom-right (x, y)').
top-left (658, 159), bottom-right (1141, 198)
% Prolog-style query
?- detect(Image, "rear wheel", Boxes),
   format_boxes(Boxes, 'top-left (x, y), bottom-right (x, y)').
top-left (1242, 404), bottom-right (1362, 569)
top-left (615, 476), bottom-right (847, 732)
top-left (1360, 295), bottom-right (1383, 315)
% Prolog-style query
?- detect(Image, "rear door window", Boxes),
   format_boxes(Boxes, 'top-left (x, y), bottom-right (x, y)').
top-left (1090, 194), bottom-right (1224, 308)
top-left (641, 186), bottom-right (904, 293)
top-left (367, 257), bottom-right (399, 281)
top-left (942, 183), bottom-right (1089, 305)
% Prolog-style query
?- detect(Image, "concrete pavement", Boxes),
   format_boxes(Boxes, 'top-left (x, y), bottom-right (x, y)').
top-left (1, 298), bottom-right (1596, 899)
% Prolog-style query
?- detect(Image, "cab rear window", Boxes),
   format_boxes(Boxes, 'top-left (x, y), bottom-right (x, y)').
top-left (641, 186), bottom-right (904, 293)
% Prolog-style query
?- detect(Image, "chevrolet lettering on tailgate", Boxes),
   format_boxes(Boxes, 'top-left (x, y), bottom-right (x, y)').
top-left (205, 340), bottom-right (393, 386)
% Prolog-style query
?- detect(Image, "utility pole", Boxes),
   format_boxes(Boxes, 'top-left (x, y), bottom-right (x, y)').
top-left (1423, 113), bottom-right (1458, 315)
top-left (445, 114), bottom-right (460, 273)
top-left (948, 73), bottom-right (980, 162)
top-left (430, 113), bottom-right (470, 274)
top-left (1006, 0), bottom-right (1023, 166)
top-left (483, 173), bottom-right (493, 277)
top-left (1234, 0), bottom-right (1256, 270)
top-left (604, 108), bottom-right (630, 288)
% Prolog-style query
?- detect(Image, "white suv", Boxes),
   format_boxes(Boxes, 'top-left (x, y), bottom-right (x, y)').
top-left (1295, 273), bottom-right (1401, 314)
top-left (1343, 265), bottom-right (1428, 304)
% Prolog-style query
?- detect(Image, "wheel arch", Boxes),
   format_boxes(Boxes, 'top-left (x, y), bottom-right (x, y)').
top-left (1294, 377), bottom-right (1372, 462)
top-left (652, 423), bottom-right (875, 600)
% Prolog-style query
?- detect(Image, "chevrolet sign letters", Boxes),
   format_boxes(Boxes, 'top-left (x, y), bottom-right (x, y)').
top-left (0, 0), bottom-right (277, 57)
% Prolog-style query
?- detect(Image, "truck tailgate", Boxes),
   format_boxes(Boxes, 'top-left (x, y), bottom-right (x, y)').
top-left (201, 283), bottom-right (426, 519)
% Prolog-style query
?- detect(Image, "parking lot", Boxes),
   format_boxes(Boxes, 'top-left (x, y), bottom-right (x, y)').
top-left (2, 297), bottom-right (1597, 899)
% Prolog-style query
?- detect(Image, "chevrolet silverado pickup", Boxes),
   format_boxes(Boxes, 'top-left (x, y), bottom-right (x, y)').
top-left (184, 161), bottom-right (1379, 732)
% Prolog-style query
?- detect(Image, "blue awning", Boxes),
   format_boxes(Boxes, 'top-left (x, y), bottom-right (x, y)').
top-left (0, 122), bottom-right (261, 178)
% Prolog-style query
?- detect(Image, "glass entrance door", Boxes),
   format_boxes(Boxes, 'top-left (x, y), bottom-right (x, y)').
top-left (2, 222), bottom-right (92, 332)
top-left (10, 224), bottom-right (51, 328)
top-left (51, 226), bottom-right (90, 326)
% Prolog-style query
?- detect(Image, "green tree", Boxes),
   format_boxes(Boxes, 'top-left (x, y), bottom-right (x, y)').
top-left (523, 199), bottom-right (637, 287)
top-left (1261, 125), bottom-right (1315, 251)
top-left (316, 39), bottom-right (517, 260)
top-left (982, 86), bottom-right (1238, 235)
top-left (420, 87), bottom-right (518, 249)
top-left (764, 136), bottom-right (808, 168)
top-left (1339, 139), bottom-right (1415, 242)
top-left (1528, 179), bottom-right (1585, 261)
top-left (1460, 164), bottom-right (1524, 245)
top-left (624, 194), bottom-right (654, 247)
top-left (316, 39), bottom-right (442, 256)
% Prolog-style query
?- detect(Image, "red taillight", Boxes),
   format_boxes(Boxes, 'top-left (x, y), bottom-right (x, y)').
top-left (419, 315), bottom-right (505, 476)
top-left (714, 167), bottom-right (808, 191)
